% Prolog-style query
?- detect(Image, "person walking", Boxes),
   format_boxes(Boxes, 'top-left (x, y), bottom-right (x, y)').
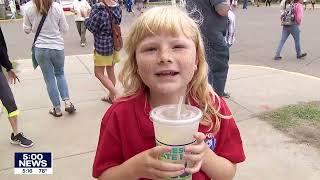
top-left (186, 0), bottom-right (231, 98)
top-left (243, 0), bottom-right (248, 9)
top-left (72, 0), bottom-right (91, 47)
top-left (9, 0), bottom-right (17, 19)
top-left (143, 0), bottom-right (148, 8)
top-left (266, 0), bottom-right (272, 6)
top-left (232, 0), bottom-right (238, 8)
top-left (274, 0), bottom-right (307, 60)
top-left (303, 0), bottom-right (308, 9)
top-left (125, 0), bottom-right (134, 15)
top-left (0, 26), bottom-right (34, 147)
top-left (255, 0), bottom-right (260, 7)
top-left (23, 0), bottom-right (76, 117)
top-left (135, 0), bottom-right (144, 14)
top-left (85, 0), bottom-right (122, 103)
top-left (310, 0), bottom-right (315, 10)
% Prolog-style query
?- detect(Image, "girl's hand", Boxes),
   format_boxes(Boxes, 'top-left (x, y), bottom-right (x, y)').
top-left (183, 132), bottom-right (209, 174)
top-left (128, 146), bottom-right (185, 179)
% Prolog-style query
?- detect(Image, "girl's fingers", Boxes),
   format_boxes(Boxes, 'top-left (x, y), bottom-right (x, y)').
top-left (151, 167), bottom-right (185, 179)
top-left (193, 132), bottom-right (206, 143)
top-left (152, 159), bottom-right (185, 171)
top-left (149, 146), bottom-right (172, 158)
top-left (183, 152), bottom-right (203, 162)
top-left (185, 160), bottom-right (202, 174)
top-left (149, 146), bottom-right (185, 171)
top-left (185, 141), bottom-right (207, 154)
top-left (185, 132), bottom-right (206, 153)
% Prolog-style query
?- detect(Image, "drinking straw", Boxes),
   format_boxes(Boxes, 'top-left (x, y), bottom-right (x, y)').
top-left (176, 96), bottom-right (184, 119)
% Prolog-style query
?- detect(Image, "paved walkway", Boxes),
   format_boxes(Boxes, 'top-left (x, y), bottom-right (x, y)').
top-left (0, 54), bottom-right (319, 180)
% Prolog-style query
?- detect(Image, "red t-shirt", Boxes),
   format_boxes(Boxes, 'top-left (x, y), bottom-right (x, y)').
top-left (93, 90), bottom-right (245, 179)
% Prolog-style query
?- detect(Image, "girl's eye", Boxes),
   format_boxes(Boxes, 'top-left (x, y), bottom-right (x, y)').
top-left (144, 47), bottom-right (157, 52)
top-left (173, 45), bottom-right (185, 49)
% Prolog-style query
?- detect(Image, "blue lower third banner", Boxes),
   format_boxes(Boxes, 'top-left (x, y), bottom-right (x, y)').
top-left (14, 152), bottom-right (52, 174)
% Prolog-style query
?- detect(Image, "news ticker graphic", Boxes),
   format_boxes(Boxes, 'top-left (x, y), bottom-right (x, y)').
top-left (14, 152), bottom-right (52, 174)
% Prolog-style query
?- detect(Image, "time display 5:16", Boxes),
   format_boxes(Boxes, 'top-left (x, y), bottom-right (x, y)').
top-left (22, 168), bottom-right (33, 174)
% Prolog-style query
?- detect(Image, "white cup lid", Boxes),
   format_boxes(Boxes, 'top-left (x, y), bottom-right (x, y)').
top-left (150, 104), bottom-right (202, 126)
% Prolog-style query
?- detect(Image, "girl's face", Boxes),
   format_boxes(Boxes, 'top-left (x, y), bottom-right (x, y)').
top-left (135, 32), bottom-right (198, 97)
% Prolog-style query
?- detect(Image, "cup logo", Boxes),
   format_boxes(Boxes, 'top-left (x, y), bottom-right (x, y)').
top-left (156, 139), bottom-right (195, 179)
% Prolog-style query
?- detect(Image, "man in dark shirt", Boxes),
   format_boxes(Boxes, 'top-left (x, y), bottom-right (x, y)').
top-left (186, 0), bottom-right (230, 98)
top-left (0, 27), bottom-right (33, 148)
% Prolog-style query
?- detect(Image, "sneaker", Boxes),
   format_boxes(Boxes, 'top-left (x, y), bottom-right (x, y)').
top-left (80, 43), bottom-right (85, 47)
top-left (297, 53), bottom-right (307, 59)
top-left (10, 132), bottom-right (34, 148)
top-left (274, 56), bottom-right (282, 60)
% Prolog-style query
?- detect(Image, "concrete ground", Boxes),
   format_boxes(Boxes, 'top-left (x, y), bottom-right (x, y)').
top-left (0, 4), bottom-right (320, 180)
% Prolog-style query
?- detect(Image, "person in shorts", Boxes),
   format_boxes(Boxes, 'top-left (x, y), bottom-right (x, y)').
top-left (85, 0), bottom-right (122, 103)
top-left (135, 0), bottom-right (144, 14)
top-left (0, 27), bottom-right (33, 148)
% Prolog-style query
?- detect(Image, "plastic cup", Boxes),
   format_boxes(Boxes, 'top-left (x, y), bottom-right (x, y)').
top-left (150, 104), bottom-right (202, 180)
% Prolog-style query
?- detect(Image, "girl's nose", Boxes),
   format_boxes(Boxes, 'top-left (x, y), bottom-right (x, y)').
top-left (158, 49), bottom-right (173, 64)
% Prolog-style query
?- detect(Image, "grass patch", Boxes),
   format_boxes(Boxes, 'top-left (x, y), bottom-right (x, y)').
top-left (259, 102), bottom-right (320, 149)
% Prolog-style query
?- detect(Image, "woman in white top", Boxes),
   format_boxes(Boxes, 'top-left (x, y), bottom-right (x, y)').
top-left (72, 0), bottom-right (91, 47)
top-left (23, 0), bottom-right (76, 117)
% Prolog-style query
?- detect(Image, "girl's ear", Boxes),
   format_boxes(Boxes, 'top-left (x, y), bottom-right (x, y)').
top-left (195, 54), bottom-right (199, 70)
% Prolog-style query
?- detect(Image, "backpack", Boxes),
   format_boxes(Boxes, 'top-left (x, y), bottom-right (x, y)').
top-left (106, 6), bottom-right (123, 51)
top-left (281, 2), bottom-right (296, 26)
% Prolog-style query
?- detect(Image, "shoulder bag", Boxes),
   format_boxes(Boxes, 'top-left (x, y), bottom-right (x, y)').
top-left (106, 6), bottom-right (123, 51)
top-left (31, 15), bottom-right (47, 69)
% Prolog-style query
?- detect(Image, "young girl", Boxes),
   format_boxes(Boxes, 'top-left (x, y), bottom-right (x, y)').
top-left (93, 6), bottom-right (245, 180)
top-left (85, 0), bottom-right (121, 103)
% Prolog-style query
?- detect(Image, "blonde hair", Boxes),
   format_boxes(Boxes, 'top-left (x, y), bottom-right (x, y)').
top-left (119, 6), bottom-right (230, 133)
top-left (33, 0), bottom-right (53, 16)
